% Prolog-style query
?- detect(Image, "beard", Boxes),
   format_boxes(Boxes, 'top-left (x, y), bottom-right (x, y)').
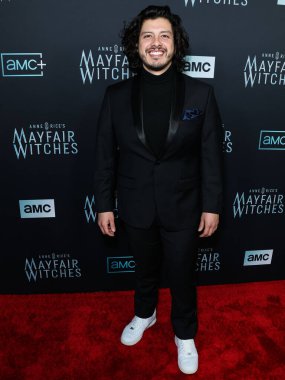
top-left (142, 60), bottom-right (173, 72)
top-left (139, 46), bottom-right (174, 73)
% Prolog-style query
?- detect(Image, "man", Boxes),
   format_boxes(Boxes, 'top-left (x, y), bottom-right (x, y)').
top-left (94, 5), bottom-right (223, 375)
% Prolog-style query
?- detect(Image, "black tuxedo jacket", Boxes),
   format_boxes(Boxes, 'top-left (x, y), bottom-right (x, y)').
top-left (94, 71), bottom-right (223, 230)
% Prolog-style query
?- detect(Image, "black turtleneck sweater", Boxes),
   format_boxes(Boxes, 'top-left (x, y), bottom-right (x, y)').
top-left (142, 65), bottom-right (174, 158)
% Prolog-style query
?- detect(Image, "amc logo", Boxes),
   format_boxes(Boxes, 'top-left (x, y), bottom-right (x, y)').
top-left (1, 53), bottom-right (46, 77)
top-left (19, 199), bottom-right (55, 218)
top-left (243, 250), bottom-right (273, 266)
top-left (107, 256), bottom-right (135, 274)
top-left (183, 56), bottom-right (216, 79)
top-left (258, 130), bottom-right (285, 150)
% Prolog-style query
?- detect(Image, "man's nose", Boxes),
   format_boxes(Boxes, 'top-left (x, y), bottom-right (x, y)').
top-left (152, 35), bottom-right (161, 45)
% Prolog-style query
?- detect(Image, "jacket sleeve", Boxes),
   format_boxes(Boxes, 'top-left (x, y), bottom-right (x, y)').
top-left (94, 88), bottom-right (117, 212)
top-left (201, 86), bottom-right (223, 214)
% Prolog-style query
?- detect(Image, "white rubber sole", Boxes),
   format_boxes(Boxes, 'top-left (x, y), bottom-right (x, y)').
top-left (177, 362), bottom-right (198, 375)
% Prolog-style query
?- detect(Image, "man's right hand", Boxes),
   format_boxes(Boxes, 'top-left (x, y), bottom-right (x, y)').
top-left (97, 211), bottom-right (116, 237)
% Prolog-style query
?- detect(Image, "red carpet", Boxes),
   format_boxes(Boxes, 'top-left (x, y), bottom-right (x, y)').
top-left (0, 281), bottom-right (285, 380)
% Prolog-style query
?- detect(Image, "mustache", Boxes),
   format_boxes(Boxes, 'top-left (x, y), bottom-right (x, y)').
top-left (146, 47), bottom-right (167, 53)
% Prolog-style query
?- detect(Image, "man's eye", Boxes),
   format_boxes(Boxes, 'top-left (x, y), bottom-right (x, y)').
top-left (144, 34), bottom-right (152, 39)
top-left (161, 34), bottom-right (170, 39)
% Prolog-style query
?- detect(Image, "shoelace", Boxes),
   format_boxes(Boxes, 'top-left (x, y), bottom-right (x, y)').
top-left (129, 317), bottom-right (144, 330)
top-left (177, 340), bottom-right (195, 356)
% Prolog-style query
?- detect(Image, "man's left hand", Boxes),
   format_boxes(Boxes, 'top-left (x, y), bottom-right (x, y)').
top-left (198, 212), bottom-right (219, 238)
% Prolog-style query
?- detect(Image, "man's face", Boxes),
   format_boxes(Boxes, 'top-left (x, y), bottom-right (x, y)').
top-left (138, 17), bottom-right (175, 75)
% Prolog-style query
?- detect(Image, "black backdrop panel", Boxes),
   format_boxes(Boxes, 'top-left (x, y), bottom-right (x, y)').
top-left (1, 0), bottom-right (284, 293)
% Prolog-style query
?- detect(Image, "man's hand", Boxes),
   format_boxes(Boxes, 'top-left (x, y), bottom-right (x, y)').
top-left (97, 212), bottom-right (116, 237)
top-left (198, 212), bottom-right (219, 238)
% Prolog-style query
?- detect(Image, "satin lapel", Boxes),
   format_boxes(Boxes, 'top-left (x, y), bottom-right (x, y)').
top-left (164, 72), bottom-right (185, 151)
top-left (131, 74), bottom-right (154, 154)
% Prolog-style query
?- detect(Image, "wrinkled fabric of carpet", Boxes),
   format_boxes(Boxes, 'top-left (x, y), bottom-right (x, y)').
top-left (0, 280), bottom-right (285, 380)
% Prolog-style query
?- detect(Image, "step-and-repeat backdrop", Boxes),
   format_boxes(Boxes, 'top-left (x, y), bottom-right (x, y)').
top-left (1, 0), bottom-right (284, 294)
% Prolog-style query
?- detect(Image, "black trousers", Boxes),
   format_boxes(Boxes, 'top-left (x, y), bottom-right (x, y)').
top-left (124, 217), bottom-right (199, 339)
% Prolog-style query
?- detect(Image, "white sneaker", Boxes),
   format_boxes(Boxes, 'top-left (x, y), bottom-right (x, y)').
top-left (120, 310), bottom-right (156, 346)
top-left (175, 336), bottom-right (198, 374)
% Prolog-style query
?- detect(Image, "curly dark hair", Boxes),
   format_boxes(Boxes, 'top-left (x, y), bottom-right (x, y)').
top-left (121, 5), bottom-right (190, 73)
